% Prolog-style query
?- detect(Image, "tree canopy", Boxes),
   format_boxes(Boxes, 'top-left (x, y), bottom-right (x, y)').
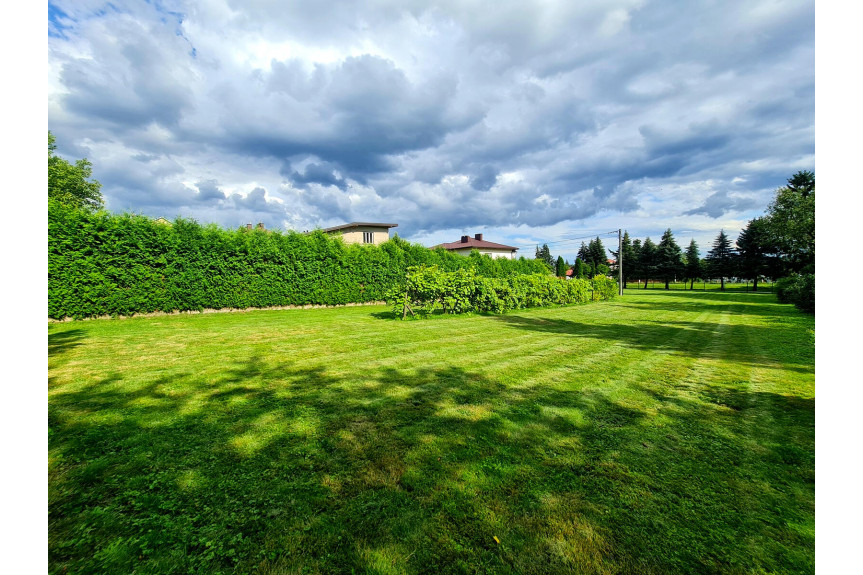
top-left (765, 170), bottom-right (814, 273)
top-left (48, 132), bottom-right (104, 211)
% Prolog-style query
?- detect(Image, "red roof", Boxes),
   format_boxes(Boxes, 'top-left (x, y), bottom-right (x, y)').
top-left (433, 237), bottom-right (518, 251)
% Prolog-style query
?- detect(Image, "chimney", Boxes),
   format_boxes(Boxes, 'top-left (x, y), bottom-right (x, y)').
top-left (256, 222), bottom-right (265, 230)
top-left (475, 233), bottom-right (483, 241)
top-left (461, 235), bottom-right (469, 243)
top-left (246, 223), bottom-right (253, 230)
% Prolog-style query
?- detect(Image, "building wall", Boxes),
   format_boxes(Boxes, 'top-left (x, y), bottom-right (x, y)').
top-left (450, 247), bottom-right (515, 259)
top-left (327, 226), bottom-right (392, 246)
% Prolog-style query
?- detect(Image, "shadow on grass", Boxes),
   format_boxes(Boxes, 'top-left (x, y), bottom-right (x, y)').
top-left (489, 313), bottom-right (813, 375)
top-left (49, 354), bottom-right (815, 575)
top-left (48, 329), bottom-right (87, 356)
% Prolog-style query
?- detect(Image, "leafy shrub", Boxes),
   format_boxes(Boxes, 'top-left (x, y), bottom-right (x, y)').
top-left (389, 265), bottom-right (616, 317)
top-left (775, 273), bottom-right (814, 313)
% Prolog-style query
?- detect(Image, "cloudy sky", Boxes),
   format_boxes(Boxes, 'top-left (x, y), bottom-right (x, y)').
top-left (47, 0), bottom-right (814, 261)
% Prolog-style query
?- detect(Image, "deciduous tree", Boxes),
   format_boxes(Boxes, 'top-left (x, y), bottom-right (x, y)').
top-left (765, 170), bottom-right (814, 273)
top-left (48, 131), bottom-right (104, 211)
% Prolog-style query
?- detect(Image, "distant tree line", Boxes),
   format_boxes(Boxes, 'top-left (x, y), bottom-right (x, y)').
top-left (611, 171), bottom-right (814, 311)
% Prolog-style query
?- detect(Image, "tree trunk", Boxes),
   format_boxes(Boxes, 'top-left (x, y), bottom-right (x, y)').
top-left (665, 279), bottom-right (670, 290)
top-left (752, 277), bottom-right (758, 292)
top-left (720, 277), bottom-right (725, 291)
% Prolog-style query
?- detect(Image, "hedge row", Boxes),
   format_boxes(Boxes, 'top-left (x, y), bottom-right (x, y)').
top-left (389, 265), bottom-right (618, 317)
top-left (48, 201), bottom-right (552, 319)
top-left (775, 273), bottom-right (815, 313)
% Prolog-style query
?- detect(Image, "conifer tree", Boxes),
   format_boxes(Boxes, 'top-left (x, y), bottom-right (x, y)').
top-left (555, 255), bottom-right (567, 277)
top-left (684, 239), bottom-right (702, 290)
top-left (639, 237), bottom-right (658, 289)
top-left (656, 228), bottom-right (683, 289)
top-left (706, 230), bottom-right (736, 290)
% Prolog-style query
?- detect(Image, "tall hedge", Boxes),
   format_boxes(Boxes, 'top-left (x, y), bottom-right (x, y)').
top-left (48, 201), bottom-right (551, 319)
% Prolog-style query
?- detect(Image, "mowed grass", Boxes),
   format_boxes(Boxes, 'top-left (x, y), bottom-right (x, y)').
top-left (48, 289), bottom-right (814, 575)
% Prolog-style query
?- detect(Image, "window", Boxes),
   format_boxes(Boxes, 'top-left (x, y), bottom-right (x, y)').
top-left (363, 231), bottom-right (374, 244)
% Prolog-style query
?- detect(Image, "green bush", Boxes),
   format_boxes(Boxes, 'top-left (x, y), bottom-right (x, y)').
top-left (775, 273), bottom-right (814, 313)
top-left (389, 265), bottom-right (616, 317)
top-left (49, 201), bottom-right (552, 319)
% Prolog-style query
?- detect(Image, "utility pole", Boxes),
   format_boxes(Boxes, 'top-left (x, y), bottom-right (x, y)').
top-left (618, 228), bottom-right (623, 296)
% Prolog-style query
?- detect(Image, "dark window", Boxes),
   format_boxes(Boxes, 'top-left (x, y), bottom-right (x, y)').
top-left (363, 231), bottom-right (374, 243)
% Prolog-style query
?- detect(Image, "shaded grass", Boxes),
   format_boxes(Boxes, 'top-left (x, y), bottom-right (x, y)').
top-left (48, 290), bottom-right (814, 574)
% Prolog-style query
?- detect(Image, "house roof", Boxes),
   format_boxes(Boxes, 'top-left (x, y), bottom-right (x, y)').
top-left (321, 222), bottom-right (398, 233)
top-left (433, 237), bottom-right (519, 251)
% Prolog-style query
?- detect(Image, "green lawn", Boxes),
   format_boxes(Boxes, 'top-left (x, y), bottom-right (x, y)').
top-left (48, 289), bottom-right (814, 574)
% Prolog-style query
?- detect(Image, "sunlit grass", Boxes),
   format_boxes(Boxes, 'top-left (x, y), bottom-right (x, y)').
top-left (49, 289), bottom-right (814, 574)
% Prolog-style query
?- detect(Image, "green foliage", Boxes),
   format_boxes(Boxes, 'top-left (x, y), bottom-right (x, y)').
top-left (48, 132), bottom-right (104, 211)
top-left (683, 239), bottom-right (703, 289)
top-left (775, 273), bottom-right (815, 313)
top-left (619, 231), bottom-right (637, 288)
top-left (48, 202), bottom-right (549, 319)
top-left (765, 171), bottom-right (815, 273)
top-left (389, 265), bottom-right (615, 317)
top-left (535, 243), bottom-right (555, 272)
top-left (656, 228), bottom-right (683, 289)
top-left (555, 255), bottom-right (567, 277)
top-left (736, 217), bottom-right (781, 291)
top-left (706, 230), bottom-right (736, 290)
top-left (638, 237), bottom-right (658, 288)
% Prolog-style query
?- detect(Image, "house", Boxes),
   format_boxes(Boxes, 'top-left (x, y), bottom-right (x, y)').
top-left (320, 222), bottom-right (398, 245)
top-left (432, 234), bottom-right (519, 260)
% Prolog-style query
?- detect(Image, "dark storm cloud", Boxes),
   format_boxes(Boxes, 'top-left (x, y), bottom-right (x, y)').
top-left (284, 162), bottom-right (349, 191)
top-left (684, 190), bottom-right (760, 218)
top-left (194, 179), bottom-right (227, 201)
top-left (470, 165), bottom-right (498, 191)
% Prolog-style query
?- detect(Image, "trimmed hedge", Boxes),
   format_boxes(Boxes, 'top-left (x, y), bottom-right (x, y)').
top-left (48, 201), bottom-right (551, 319)
top-left (388, 265), bottom-right (617, 317)
top-left (775, 273), bottom-right (815, 313)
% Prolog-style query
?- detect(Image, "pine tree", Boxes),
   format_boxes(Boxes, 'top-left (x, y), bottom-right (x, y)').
top-left (656, 228), bottom-right (683, 289)
top-left (630, 239), bottom-right (642, 288)
top-left (736, 217), bottom-right (779, 291)
top-left (555, 255), bottom-right (567, 277)
top-left (588, 237), bottom-right (607, 270)
top-left (706, 230), bottom-right (736, 290)
top-left (639, 237), bottom-right (658, 289)
top-left (684, 239), bottom-right (702, 290)
top-left (617, 231), bottom-right (636, 288)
